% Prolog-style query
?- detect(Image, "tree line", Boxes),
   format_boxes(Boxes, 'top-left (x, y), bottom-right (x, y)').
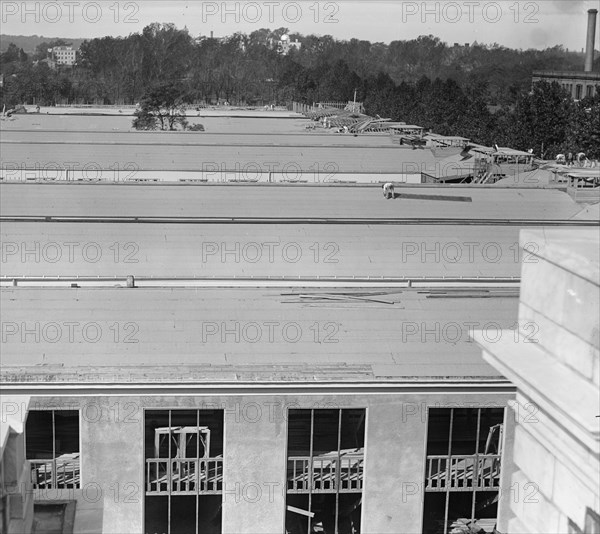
top-left (1, 23), bottom-right (598, 157)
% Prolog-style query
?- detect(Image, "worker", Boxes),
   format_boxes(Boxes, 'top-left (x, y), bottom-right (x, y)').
top-left (382, 182), bottom-right (394, 199)
top-left (577, 152), bottom-right (587, 166)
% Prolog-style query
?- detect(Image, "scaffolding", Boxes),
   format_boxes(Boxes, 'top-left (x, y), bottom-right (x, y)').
top-left (146, 426), bottom-right (223, 495)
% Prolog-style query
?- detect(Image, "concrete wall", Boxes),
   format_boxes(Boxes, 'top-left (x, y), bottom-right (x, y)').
top-left (362, 393), bottom-right (513, 534)
top-left (495, 407), bottom-right (517, 534)
top-left (3, 433), bottom-right (34, 534)
top-left (31, 397), bottom-right (144, 534)
top-left (80, 397), bottom-right (144, 534)
top-left (31, 391), bottom-right (514, 534)
top-left (476, 228), bottom-right (600, 534)
top-left (362, 397), bottom-right (427, 534)
top-left (1, 396), bottom-right (34, 534)
top-left (221, 395), bottom-right (287, 534)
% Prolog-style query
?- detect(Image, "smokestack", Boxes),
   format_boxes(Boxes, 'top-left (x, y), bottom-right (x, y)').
top-left (585, 9), bottom-right (598, 72)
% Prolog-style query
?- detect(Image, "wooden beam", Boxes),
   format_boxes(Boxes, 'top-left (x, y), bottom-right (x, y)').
top-left (287, 505), bottom-right (315, 518)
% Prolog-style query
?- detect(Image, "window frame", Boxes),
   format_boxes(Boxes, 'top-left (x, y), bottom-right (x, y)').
top-left (285, 407), bottom-right (366, 534)
top-left (25, 408), bottom-right (81, 490)
top-left (423, 406), bottom-right (506, 534)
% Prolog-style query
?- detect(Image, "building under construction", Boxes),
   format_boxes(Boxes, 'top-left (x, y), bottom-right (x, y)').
top-left (1, 179), bottom-right (597, 534)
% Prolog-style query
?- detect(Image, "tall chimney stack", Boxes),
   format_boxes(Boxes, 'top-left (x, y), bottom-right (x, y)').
top-left (585, 9), bottom-right (598, 72)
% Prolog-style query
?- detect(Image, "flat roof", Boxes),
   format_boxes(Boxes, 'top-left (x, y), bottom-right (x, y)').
top-left (0, 183), bottom-right (583, 221)
top-left (0, 116), bottom-right (306, 134)
top-left (0, 222), bottom-right (525, 279)
top-left (0, 287), bottom-right (518, 382)
top-left (571, 202), bottom-right (600, 221)
top-left (2, 130), bottom-right (395, 148)
top-left (0, 134), bottom-right (437, 172)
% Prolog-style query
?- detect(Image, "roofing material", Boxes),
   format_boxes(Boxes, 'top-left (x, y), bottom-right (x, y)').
top-left (0, 222), bottom-right (527, 279)
top-left (1, 287), bottom-right (518, 381)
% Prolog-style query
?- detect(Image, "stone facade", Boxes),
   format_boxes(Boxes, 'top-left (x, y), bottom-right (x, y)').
top-left (475, 228), bottom-right (600, 533)
top-left (0, 396), bottom-right (34, 534)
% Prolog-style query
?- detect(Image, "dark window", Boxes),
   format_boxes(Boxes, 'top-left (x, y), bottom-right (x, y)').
top-left (286, 408), bottom-right (365, 534)
top-left (25, 410), bottom-right (80, 489)
top-left (423, 408), bottom-right (504, 534)
top-left (144, 409), bottom-right (223, 534)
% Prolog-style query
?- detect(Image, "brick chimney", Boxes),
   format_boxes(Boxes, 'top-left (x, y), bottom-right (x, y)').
top-left (585, 9), bottom-right (598, 72)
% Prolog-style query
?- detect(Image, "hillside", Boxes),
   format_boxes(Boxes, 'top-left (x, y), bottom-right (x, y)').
top-left (0, 34), bottom-right (86, 53)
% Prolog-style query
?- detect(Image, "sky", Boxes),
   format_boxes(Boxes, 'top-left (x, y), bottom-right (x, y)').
top-left (1, 0), bottom-right (599, 50)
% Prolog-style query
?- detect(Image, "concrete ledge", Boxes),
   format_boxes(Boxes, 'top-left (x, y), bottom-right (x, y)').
top-left (474, 331), bottom-right (600, 452)
top-left (520, 228), bottom-right (600, 285)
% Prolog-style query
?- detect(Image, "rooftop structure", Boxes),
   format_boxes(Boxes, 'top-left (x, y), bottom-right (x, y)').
top-left (424, 134), bottom-right (470, 149)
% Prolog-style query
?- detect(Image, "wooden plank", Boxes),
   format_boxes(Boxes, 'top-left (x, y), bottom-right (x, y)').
top-left (287, 505), bottom-right (315, 518)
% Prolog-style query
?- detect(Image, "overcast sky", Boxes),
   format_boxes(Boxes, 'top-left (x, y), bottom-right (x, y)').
top-left (1, 0), bottom-right (599, 50)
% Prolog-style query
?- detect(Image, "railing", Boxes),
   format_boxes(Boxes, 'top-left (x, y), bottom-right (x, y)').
top-left (425, 454), bottom-right (501, 491)
top-left (291, 101), bottom-right (314, 114)
top-left (316, 102), bottom-right (348, 109)
top-left (145, 458), bottom-right (223, 495)
top-left (287, 453), bottom-right (363, 493)
top-left (30, 457), bottom-right (80, 489)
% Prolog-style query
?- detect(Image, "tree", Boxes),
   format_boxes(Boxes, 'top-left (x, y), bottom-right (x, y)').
top-left (567, 93), bottom-right (600, 158)
top-left (508, 81), bottom-right (574, 157)
top-left (1, 43), bottom-right (28, 66)
top-left (132, 83), bottom-right (189, 131)
top-left (140, 23), bottom-right (193, 86)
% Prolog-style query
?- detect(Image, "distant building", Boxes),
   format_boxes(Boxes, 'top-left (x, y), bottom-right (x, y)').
top-left (532, 70), bottom-right (600, 100)
top-left (49, 46), bottom-right (77, 68)
top-left (277, 35), bottom-right (301, 55)
top-left (532, 10), bottom-right (599, 99)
